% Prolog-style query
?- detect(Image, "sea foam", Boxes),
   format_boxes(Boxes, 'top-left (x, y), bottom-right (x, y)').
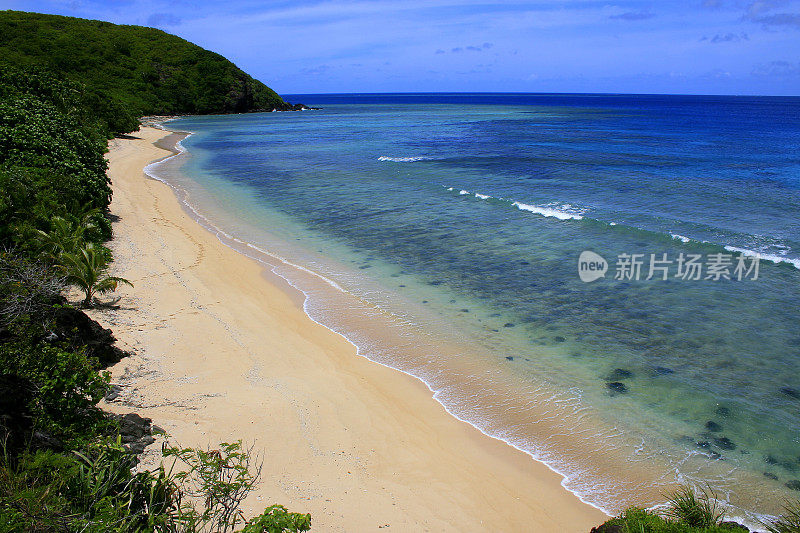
top-left (512, 201), bottom-right (585, 220)
top-left (378, 155), bottom-right (432, 162)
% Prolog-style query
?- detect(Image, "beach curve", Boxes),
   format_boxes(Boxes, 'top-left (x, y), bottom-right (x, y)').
top-left (90, 126), bottom-right (608, 532)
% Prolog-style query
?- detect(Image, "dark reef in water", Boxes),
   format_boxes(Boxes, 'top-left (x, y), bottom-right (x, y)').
top-left (607, 368), bottom-right (633, 381)
top-left (781, 386), bottom-right (800, 399)
top-left (607, 382), bottom-right (627, 394)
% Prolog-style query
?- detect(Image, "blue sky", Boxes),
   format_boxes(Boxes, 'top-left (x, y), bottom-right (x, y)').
top-left (3, 0), bottom-right (800, 95)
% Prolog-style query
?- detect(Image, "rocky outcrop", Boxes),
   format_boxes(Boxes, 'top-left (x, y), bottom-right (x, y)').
top-left (52, 305), bottom-right (127, 367)
top-left (109, 412), bottom-right (158, 455)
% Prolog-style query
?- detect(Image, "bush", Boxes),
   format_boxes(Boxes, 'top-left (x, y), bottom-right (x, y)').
top-left (241, 505), bottom-right (312, 533)
top-left (162, 440), bottom-right (262, 533)
top-left (0, 441), bottom-right (178, 532)
top-left (599, 506), bottom-right (742, 533)
top-left (664, 485), bottom-right (725, 528)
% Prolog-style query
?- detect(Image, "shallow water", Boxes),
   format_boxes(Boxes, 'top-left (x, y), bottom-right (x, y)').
top-left (156, 94), bottom-right (800, 520)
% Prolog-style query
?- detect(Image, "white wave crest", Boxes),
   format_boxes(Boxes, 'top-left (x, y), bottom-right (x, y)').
top-left (378, 156), bottom-right (432, 162)
top-left (512, 201), bottom-right (584, 221)
top-left (724, 245), bottom-right (800, 270)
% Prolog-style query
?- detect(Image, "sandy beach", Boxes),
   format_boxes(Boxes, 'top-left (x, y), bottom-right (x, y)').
top-left (91, 125), bottom-right (607, 531)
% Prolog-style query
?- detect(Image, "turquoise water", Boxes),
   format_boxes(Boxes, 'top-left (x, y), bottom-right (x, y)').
top-left (158, 94), bottom-right (800, 520)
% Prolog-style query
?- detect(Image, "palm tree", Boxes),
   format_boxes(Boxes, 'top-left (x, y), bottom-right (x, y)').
top-left (33, 209), bottom-right (100, 259)
top-left (58, 243), bottom-right (132, 306)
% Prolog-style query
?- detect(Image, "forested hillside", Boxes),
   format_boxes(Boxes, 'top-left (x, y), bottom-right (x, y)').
top-left (0, 10), bottom-right (294, 134)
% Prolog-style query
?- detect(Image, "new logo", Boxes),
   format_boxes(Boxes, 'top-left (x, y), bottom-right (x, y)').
top-left (578, 251), bottom-right (608, 282)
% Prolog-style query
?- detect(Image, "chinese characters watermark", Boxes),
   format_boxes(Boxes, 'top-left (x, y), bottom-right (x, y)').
top-left (578, 250), bottom-right (759, 283)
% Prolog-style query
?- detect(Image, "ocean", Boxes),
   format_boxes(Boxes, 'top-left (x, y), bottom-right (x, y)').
top-left (151, 93), bottom-right (800, 522)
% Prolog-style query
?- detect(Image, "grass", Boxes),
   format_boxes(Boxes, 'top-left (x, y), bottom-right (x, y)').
top-left (602, 506), bottom-right (740, 532)
top-left (764, 501), bottom-right (800, 533)
top-left (663, 485), bottom-right (725, 528)
top-left (595, 485), bottom-right (763, 533)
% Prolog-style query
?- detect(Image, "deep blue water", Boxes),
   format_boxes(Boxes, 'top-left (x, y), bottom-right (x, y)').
top-left (165, 93), bottom-right (800, 518)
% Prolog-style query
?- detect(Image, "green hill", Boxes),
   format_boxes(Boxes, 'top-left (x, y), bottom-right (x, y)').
top-left (0, 10), bottom-right (295, 131)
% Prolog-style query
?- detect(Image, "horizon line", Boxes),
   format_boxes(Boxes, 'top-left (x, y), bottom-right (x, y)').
top-left (280, 91), bottom-right (800, 98)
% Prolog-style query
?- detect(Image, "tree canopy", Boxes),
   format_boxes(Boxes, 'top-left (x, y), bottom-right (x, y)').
top-left (0, 10), bottom-right (291, 134)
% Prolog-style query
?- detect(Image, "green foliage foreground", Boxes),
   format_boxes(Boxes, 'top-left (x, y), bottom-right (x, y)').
top-left (594, 485), bottom-right (800, 533)
top-left (0, 440), bottom-right (311, 532)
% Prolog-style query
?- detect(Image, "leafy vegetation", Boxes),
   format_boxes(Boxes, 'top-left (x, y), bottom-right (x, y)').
top-left (0, 10), bottom-right (293, 135)
top-left (58, 244), bottom-right (133, 307)
top-left (0, 439), bottom-right (311, 532)
top-left (597, 506), bottom-right (740, 533)
top-left (594, 485), bottom-right (800, 533)
top-left (0, 15), bottom-right (310, 530)
top-left (663, 486), bottom-right (725, 529)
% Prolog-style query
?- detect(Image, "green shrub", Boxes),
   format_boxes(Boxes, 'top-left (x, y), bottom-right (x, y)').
top-left (0, 339), bottom-right (110, 443)
top-left (664, 485), bottom-right (725, 528)
top-left (162, 440), bottom-right (263, 533)
top-left (241, 505), bottom-right (312, 533)
top-left (601, 506), bottom-right (742, 533)
top-left (0, 440), bottom-right (179, 532)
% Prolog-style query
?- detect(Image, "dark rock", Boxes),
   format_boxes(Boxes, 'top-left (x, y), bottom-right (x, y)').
top-left (715, 406), bottom-right (731, 418)
top-left (607, 382), bottom-right (627, 394)
top-left (719, 521), bottom-right (750, 531)
top-left (713, 437), bottom-right (736, 450)
top-left (110, 413), bottom-right (155, 455)
top-left (653, 366), bottom-right (674, 375)
top-left (460, 309), bottom-right (469, 313)
top-left (120, 413), bottom-right (151, 438)
top-left (553, 335), bottom-right (566, 342)
top-left (606, 368), bottom-right (633, 381)
top-left (503, 323), bottom-right (515, 328)
top-left (765, 454), bottom-right (779, 465)
top-left (786, 479), bottom-right (800, 491)
top-left (127, 436), bottom-right (156, 455)
top-left (705, 421), bottom-right (722, 432)
top-left (104, 384), bottom-right (122, 402)
top-left (31, 430), bottom-right (63, 451)
top-left (54, 306), bottom-right (128, 368)
top-left (780, 387), bottom-right (800, 400)
top-left (697, 441), bottom-right (711, 450)
top-left (764, 472), bottom-right (779, 480)
top-left (505, 356), bottom-right (514, 361)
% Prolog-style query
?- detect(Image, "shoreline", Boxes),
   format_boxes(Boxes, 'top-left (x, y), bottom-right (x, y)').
top-left (91, 125), bottom-right (608, 530)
